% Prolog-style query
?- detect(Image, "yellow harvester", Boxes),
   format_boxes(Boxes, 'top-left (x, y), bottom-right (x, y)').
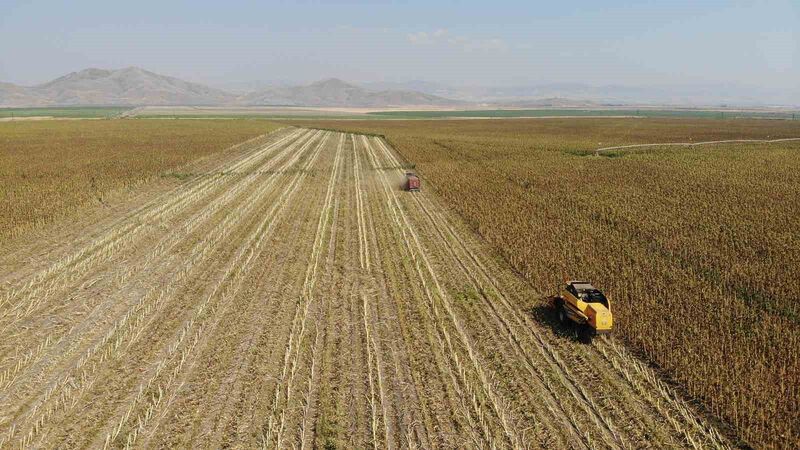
top-left (552, 280), bottom-right (613, 341)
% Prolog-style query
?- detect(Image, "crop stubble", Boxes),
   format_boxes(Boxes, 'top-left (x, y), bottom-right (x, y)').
top-left (0, 127), bottom-right (729, 449)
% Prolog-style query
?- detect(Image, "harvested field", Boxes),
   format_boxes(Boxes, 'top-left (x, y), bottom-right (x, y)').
top-left (0, 127), bottom-right (730, 448)
top-left (292, 118), bottom-right (800, 449)
top-left (0, 119), bottom-right (282, 242)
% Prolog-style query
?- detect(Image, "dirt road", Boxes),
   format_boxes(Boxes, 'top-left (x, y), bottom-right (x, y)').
top-left (0, 128), bottom-right (729, 448)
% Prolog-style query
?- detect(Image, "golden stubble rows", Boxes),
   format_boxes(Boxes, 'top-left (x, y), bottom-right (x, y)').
top-left (1, 126), bottom-right (734, 449)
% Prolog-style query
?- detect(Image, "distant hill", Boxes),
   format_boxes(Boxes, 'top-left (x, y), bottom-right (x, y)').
top-left (3, 67), bottom-right (798, 108)
top-left (0, 70), bottom-right (464, 108)
top-left (360, 80), bottom-right (454, 98)
top-left (240, 78), bottom-right (463, 107)
top-left (0, 82), bottom-right (44, 106)
top-left (0, 67), bottom-right (236, 107)
top-left (358, 81), bottom-right (800, 108)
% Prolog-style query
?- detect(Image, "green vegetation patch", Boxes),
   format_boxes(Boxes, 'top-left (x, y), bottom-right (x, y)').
top-left (0, 106), bottom-right (131, 118)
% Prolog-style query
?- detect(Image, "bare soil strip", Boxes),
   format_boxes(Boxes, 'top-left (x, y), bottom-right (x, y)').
top-left (0, 128), bottom-right (730, 449)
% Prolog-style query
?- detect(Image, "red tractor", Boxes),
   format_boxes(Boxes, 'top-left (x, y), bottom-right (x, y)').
top-left (405, 172), bottom-right (420, 192)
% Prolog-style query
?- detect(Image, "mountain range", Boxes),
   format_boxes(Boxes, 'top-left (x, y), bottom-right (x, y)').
top-left (364, 80), bottom-right (800, 108)
top-left (0, 67), bottom-right (462, 108)
top-left (2, 67), bottom-right (798, 108)
top-left (239, 78), bottom-right (462, 107)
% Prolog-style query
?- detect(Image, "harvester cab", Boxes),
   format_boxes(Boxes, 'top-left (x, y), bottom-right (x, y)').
top-left (552, 280), bottom-right (612, 342)
top-left (405, 172), bottom-right (420, 192)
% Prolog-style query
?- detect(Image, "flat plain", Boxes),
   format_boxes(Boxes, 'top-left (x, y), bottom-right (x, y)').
top-left (0, 107), bottom-right (131, 118)
top-left (293, 117), bottom-right (800, 449)
top-left (0, 123), bottom-right (735, 449)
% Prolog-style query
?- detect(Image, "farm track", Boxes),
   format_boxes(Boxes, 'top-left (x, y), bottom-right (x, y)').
top-left (0, 128), bottom-right (729, 449)
top-left (593, 136), bottom-right (800, 154)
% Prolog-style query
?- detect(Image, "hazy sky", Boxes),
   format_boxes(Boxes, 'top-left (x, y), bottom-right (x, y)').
top-left (1, 0), bottom-right (797, 88)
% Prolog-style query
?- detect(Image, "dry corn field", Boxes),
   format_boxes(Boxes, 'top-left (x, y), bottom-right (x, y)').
top-left (0, 124), bottom-right (734, 449)
top-left (296, 118), bottom-right (800, 449)
top-left (0, 120), bottom-right (281, 243)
